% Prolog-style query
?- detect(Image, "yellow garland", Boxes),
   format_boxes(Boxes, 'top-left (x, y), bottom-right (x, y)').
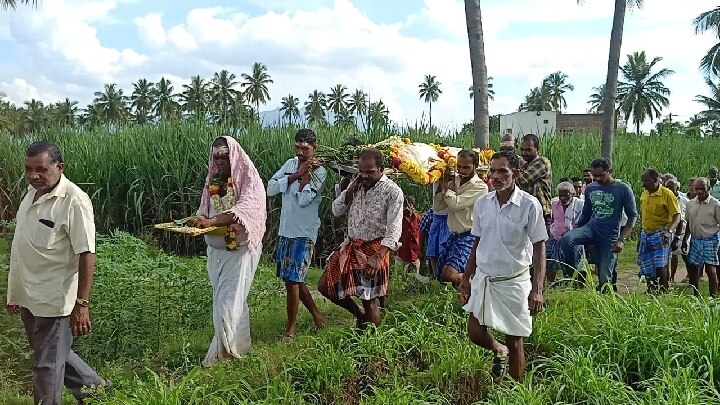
top-left (474, 147), bottom-right (495, 167)
top-left (208, 177), bottom-right (237, 251)
top-left (389, 142), bottom-right (443, 185)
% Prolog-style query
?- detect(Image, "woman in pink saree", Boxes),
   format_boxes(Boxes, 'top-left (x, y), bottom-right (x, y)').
top-left (188, 135), bottom-right (266, 367)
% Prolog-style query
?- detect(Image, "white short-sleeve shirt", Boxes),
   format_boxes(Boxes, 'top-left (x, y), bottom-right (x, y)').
top-left (471, 187), bottom-right (548, 277)
top-left (7, 175), bottom-right (96, 317)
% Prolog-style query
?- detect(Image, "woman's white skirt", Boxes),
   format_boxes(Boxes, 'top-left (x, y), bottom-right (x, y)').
top-left (202, 244), bottom-right (261, 368)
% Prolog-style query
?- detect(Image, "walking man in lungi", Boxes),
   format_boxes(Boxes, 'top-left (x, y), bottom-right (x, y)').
top-left (686, 178), bottom-right (720, 297)
top-left (433, 149), bottom-right (488, 286)
top-left (458, 151), bottom-right (548, 381)
top-left (637, 168), bottom-right (681, 292)
top-left (318, 148), bottom-right (404, 327)
top-left (6, 141), bottom-right (109, 405)
top-left (268, 128), bottom-right (326, 340)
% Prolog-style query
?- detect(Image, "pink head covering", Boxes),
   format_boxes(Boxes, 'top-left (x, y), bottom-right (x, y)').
top-left (197, 135), bottom-right (267, 252)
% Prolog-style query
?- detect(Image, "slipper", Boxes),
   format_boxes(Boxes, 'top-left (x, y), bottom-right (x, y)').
top-left (309, 324), bottom-right (325, 334)
top-left (282, 333), bottom-right (295, 343)
top-left (491, 354), bottom-right (509, 380)
top-left (78, 379), bottom-right (112, 404)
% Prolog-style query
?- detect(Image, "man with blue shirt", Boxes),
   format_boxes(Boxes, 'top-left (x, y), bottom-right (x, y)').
top-left (268, 129), bottom-right (326, 340)
top-left (560, 158), bottom-right (638, 291)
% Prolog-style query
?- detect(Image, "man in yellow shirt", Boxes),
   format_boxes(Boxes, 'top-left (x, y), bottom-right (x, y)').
top-left (638, 168), bottom-right (681, 292)
top-left (6, 141), bottom-right (109, 405)
top-left (433, 150), bottom-right (488, 286)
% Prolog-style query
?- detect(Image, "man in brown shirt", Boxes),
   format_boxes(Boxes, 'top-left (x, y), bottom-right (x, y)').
top-left (686, 177), bottom-right (720, 297)
top-left (516, 134), bottom-right (552, 222)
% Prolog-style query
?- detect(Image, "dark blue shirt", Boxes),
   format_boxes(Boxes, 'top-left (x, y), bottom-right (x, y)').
top-left (577, 180), bottom-right (637, 243)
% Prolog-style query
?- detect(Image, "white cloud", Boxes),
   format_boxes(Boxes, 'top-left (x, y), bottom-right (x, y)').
top-left (134, 12), bottom-right (166, 46)
top-left (0, 0), bottom-right (717, 133)
top-left (1, 78), bottom-right (63, 105)
top-left (4, 0), bottom-right (147, 85)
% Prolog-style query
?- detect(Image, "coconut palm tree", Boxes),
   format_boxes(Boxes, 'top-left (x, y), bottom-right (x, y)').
top-left (210, 70), bottom-right (240, 124)
top-left (180, 75), bottom-right (208, 119)
top-left (304, 90), bottom-right (327, 125)
top-left (22, 99), bottom-right (46, 133)
top-left (348, 89), bottom-right (368, 123)
top-left (93, 83), bottom-right (128, 124)
top-left (228, 94), bottom-right (253, 129)
top-left (1, 0), bottom-right (36, 9)
top-left (694, 7), bottom-right (720, 77)
top-left (465, 0), bottom-right (490, 147)
top-left (241, 62), bottom-right (273, 121)
top-left (327, 84), bottom-right (349, 119)
top-left (335, 109), bottom-right (355, 128)
top-left (616, 51), bottom-right (674, 135)
top-left (469, 76), bottom-right (494, 100)
top-left (692, 77), bottom-right (720, 135)
top-left (368, 100), bottom-right (390, 133)
top-left (131, 79), bottom-right (154, 125)
top-left (53, 98), bottom-right (78, 127)
top-left (152, 77), bottom-right (179, 121)
top-left (79, 102), bottom-right (105, 128)
top-left (418, 74), bottom-right (442, 129)
top-left (544, 71), bottom-right (574, 112)
top-left (578, 0), bottom-right (644, 159)
top-left (588, 84), bottom-right (606, 113)
top-left (279, 94), bottom-right (300, 125)
top-left (518, 82), bottom-right (551, 112)
top-left (0, 99), bottom-right (22, 135)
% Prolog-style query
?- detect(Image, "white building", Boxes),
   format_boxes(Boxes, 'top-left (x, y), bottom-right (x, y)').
top-left (499, 111), bottom-right (557, 137)
top-left (499, 111), bottom-right (623, 137)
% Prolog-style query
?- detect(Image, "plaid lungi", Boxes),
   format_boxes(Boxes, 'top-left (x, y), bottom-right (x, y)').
top-left (688, 232), bottom-right (720, 266)
top-left (436, 231), bottom-right (474, 279)
top-left (325, 238), bottom-right (390, 300)
top-left (427, 212), bottom-right (450, 258)
top-left (547, 237), bottom-right (584, 273)
top-left (637, 230), bottom-right (671, 280)
top-left (419, 209), bottom-right (433, 233)
top-left (276, 236), bottom-right (314, 283)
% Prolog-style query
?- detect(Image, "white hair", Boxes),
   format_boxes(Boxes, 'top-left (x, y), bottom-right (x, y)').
top-left (557, 181), bottom-right (575, 195)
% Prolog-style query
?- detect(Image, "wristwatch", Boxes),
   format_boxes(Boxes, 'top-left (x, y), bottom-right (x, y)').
top-left (75, 298), bottom-right (89, 307)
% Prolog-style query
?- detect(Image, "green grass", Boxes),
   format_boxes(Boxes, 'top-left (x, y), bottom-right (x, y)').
top-left (2, 233), bottom-right (720, 404)
top-left (2, 124), bottom-right (719, 256)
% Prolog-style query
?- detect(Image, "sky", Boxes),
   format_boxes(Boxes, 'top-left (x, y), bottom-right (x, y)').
top-left (0, 0), bottom-right (717, 132)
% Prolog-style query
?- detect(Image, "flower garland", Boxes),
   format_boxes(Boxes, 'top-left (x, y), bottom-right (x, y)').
top-left (208, 173), bottom-right (237, 251)
top-left (431, 144), bottom-right (458, 169)
top-left (474, 147), bottom-right (495, 167)
top-left (390, 143), bottom-right (445, 185)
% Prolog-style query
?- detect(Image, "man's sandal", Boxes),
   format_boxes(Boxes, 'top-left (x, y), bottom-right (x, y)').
top-left (491, 354), bottom-right (509, 380)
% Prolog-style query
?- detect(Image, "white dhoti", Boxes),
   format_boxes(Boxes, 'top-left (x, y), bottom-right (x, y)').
top-left (202, 244), bottom-right (261, 368)
top-left (462, 267), bottom-right (532, 337)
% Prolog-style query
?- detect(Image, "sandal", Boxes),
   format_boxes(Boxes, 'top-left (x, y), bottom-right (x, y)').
top-left (491, 354), bottom-right (509, 379)
top-left (282, 333), bottom-right (295, 343)
top-left (308, 323), bottom-right (325, 334)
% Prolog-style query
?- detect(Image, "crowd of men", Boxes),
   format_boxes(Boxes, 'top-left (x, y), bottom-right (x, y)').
top-left (7, 132), bottom-right (720, 404)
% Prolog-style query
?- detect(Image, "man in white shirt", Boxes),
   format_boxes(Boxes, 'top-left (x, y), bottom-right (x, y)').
top-left (6, 141), bottom-right (108, 405)
top-left (458, 150), bottom-right (548, 381)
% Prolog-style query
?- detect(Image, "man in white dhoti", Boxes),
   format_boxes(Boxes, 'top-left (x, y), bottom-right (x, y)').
top-left (459, 150), bottom-right (548, 381)
top-left (188, 136), bottom-right (267, 367)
